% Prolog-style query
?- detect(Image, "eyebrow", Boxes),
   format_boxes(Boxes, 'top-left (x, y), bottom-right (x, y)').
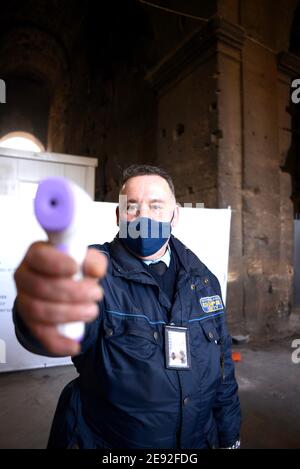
top-left (127, 198), bottom-right (166, 204)
top-left (149, 199), bottom-right (165, 204)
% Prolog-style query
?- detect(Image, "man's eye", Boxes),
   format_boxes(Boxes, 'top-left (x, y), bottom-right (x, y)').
top-left (127, 204), bottom-right (138, 212)
top-left (151, 205), bottom-right (162, 210)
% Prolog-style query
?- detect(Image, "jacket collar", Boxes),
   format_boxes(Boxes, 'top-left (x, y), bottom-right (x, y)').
top-left (109, 234), bottom-right (206, 279)
top-left (109, 235), bottom-right (154, 280)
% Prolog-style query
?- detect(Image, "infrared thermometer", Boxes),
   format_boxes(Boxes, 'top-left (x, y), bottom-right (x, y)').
top-left (34, 177), bottom-right (92, 341)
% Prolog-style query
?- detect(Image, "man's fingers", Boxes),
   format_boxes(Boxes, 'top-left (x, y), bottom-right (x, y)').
top-left (15, 267), bottom-right (103, 303)
top-left (13, 243), bottom-right (108, 358)
top-left (83, 248), bottom-right (108, 278)
top-left (21, 243), bottom-right (108, 279)
top-left (17, 292), bottom-right (100, 325)
top-left (24, 242), bottom-right (78, 277)
top-left (31, 323), bottom-right (81, 357)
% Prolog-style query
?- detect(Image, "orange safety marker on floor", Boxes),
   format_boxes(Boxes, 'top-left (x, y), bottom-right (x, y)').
top-left (232, 351), bottom-right (242, 362)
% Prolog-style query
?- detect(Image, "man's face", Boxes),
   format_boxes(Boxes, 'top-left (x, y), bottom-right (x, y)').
top-left (117, 175), bottom-right (178, 227)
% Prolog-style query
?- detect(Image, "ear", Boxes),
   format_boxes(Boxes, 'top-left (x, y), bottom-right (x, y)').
top-left (171, 203), bottom-right (180, 229)
top-left (116, 206), bottom-right (119, 226)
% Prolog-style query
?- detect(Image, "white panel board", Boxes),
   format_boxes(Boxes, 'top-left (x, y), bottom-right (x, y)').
top-left (173, 207), bottom-right (231, 303)
top-left (0, 197), bottom-right (231, 372)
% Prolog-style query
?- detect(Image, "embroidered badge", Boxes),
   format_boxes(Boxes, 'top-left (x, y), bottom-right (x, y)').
top-left (200, 295), bottom-right (223, 313)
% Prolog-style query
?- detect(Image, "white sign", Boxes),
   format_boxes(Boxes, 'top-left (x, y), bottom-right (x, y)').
top-left (0, 196), bottom-right (231, 372)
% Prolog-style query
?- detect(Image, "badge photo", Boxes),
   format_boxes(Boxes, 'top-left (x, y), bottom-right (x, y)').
top-left (164, 325), bottom-right (191, 370)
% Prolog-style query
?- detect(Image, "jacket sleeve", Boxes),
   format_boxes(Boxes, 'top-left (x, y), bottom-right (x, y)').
top-left (210, 273), bottom-right (242, 448)
top-left (12, 298), bottom-right (56, 357)
top-left (13, 297), bottom-right (103, 358)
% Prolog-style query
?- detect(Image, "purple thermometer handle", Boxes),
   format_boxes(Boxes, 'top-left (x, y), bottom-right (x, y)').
top-left (34, 178), bottom-right (75, 232)
top-left (34, 178), bottom-right (85, 342)
top-left (56, 244), bottom-right (69, 254)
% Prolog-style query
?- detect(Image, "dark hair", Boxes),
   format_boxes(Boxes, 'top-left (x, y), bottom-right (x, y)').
top-left (120, 164), bottom-right (175, 196)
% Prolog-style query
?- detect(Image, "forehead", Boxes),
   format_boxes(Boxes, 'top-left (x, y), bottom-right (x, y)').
top-left (120, 175), bottom-right (173, 200)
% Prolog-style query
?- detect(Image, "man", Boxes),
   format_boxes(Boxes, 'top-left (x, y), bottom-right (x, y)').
top-left (13, 164), bottom-right (241, 449)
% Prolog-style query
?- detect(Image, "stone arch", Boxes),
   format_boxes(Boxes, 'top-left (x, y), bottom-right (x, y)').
top-left (0, 25), bottom-right (71, 151)
top-left (0, 131), bottom-right (45, 151)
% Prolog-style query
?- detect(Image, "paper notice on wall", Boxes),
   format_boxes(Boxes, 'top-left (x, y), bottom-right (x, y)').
top-left (0, 196), bottom-right (72, 371)
top-left (0, 196), bottom-right (231, 372)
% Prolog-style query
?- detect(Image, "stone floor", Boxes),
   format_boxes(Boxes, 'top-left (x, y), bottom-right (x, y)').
top-left (0, 337), bottom-right (299, 449)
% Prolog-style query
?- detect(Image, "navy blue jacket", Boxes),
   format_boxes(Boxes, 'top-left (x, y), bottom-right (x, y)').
top-left (18, 235), bottom-right (241, 449)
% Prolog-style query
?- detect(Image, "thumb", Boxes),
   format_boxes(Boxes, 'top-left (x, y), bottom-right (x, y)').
top-left (83, 248), bottom-right (108, 278)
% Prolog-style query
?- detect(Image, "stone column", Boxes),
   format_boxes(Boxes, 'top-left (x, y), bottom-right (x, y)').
top-left (146, 17), bottom-right (245, 332)
top-left (215, 19), bottom-right (245, 330)
top-left (277, 52), bottom-right (300, 332)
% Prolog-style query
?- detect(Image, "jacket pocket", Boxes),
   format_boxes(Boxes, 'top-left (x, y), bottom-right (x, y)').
top-left (190, 318), bottom-right (220, 358)
top-left (103, 314), bottom-right (159, 361)
top-left (200, 319), bottom-right (220, 343)
top-left (190, 319), bottom-right (223, 387)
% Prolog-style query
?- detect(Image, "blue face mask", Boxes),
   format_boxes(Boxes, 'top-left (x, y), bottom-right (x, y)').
top-left (119, 215), bottom-right (173, 257)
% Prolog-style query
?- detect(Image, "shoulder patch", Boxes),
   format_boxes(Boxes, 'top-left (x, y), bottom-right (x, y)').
top-left (200, 295), bottom-right (223, 313)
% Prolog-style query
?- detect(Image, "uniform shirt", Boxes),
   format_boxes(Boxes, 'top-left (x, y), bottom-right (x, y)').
top-left (144, 250), bottom-right (178, 309)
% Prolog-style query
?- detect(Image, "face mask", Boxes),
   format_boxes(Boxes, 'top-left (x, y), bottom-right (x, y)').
top-left (119, 215), bottom-right (173, 257)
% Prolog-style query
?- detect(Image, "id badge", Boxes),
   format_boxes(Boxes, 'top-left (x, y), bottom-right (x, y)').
top-left (164, 325), bottom-right (191, 370)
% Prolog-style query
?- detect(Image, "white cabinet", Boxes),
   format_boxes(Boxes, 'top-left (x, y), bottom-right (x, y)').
top-left (0, 147), bottom-right (98, 199)
top-left (0, 148), bottom-right (98, 371)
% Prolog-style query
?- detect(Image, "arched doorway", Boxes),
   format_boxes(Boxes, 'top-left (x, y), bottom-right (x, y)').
top-left (0, 131), bottom-right (45, 152)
